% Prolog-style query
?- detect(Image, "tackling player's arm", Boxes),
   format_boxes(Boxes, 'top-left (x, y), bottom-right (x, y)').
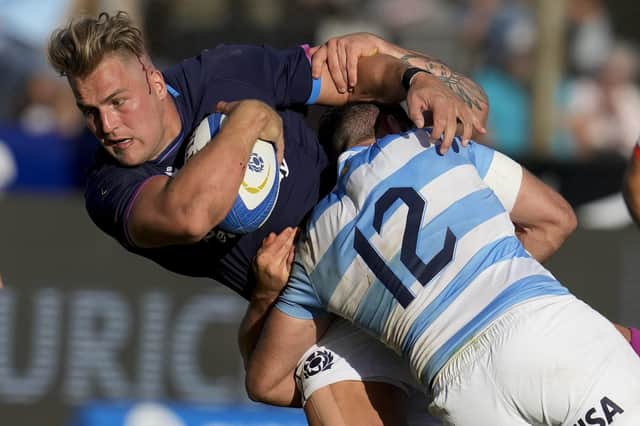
top-left (128, 100), bottom-right (284, 248)
top-left (509, 168), bottom-right (577, 263)
top-left (475, 144), bottom-right (640, 349)
top-left (506, 158), bottom-right (640, 349)
top-left (239, 228), bottom-right (333, 407)
top-left (314, 59), bottom-right (485, 152)
top-left (475, 145), bottom-right (576, 263)
top-left (312, 32), bottom-right (488, 146)
top-left (238, 227), bottom-right (297, 367)
top-left (245, 307), bottom-right (331, 406)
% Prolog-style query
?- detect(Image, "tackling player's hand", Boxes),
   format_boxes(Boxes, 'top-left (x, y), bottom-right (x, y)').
top-left (253, 227), bottom-right (297, 296)
top-left (310, 32), bottom-right (383, 93)
top-left (405, 72), bottom-right (485, 154)
top-left (216, 100), bottom-right (285, 165)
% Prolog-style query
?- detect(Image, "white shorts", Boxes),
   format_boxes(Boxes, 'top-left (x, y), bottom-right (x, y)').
top-left (295, 319), bottom-right (441, 426)
top-left (430, 295), bottom-right (640, 425)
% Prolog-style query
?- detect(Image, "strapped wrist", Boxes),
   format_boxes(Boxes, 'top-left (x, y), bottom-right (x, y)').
top-left (401, 67), bottom-right (433, 91)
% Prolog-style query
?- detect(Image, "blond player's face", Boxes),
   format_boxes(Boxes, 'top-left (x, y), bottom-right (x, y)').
top-left (71, 54), bottom-right (170, 166)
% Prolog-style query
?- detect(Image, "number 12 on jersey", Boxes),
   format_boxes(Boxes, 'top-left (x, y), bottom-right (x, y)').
top-left (354, 187), bottom-right (457, 308)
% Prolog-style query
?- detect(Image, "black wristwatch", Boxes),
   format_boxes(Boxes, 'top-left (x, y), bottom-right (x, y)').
top-left (401, 67), bottom-right (433, 91)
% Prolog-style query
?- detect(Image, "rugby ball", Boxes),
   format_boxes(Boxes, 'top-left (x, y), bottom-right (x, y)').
top-left (185, 112), bottom-right (280, 234)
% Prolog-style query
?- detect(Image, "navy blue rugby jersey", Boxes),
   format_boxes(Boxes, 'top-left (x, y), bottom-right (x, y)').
top-left (85, 44), bottom-right (328, 299)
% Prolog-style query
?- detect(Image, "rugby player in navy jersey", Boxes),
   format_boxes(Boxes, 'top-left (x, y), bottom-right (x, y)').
top-left (47, 11), bottom-right (489, 425)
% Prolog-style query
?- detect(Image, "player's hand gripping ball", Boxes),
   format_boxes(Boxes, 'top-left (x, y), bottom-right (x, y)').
top-left (185, 113), bottom-right (281, 234)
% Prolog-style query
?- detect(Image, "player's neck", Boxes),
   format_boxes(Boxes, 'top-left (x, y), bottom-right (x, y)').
top-left (158, 97), bottom-right (183, 156)
top-left (354, 137), bottom-right (376, 148)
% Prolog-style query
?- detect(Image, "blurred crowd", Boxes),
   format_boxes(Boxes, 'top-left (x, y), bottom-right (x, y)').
top-left (1, 0), bottom-right (638, 201)
top-left (301, 0), bottom-right (640, 162)
top-left (0, 0), bottom-right (141, 193)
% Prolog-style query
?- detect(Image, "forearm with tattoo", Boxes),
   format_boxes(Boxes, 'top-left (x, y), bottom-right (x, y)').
top-left (400, 52), bottom-right (488, 113)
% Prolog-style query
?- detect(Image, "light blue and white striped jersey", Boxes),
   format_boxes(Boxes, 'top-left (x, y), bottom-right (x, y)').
top-left (276, 128), bottom-right (569, 385)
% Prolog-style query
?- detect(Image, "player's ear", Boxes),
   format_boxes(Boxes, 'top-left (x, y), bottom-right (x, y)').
top-left (148, 68), bottom-right (167, 99)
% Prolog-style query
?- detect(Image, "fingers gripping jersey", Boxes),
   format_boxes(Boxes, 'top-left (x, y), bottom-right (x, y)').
top-left (276, 130), bottom-right (569, 385)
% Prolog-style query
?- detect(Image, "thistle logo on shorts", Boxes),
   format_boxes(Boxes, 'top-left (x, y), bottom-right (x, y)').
top-left (302, 349), bottom-right (335, 379)
top-left (573, 396), bottom-right (624, 425)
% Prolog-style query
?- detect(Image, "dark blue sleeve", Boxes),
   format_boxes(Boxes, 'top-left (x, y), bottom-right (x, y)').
top-left (84, 158), bottom-right (165, 248)
top-left (163, 44), bottom-right (318, 122)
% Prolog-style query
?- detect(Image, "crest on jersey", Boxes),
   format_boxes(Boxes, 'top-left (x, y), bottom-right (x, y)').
top-left (302, 349), bottom-right (335, 378)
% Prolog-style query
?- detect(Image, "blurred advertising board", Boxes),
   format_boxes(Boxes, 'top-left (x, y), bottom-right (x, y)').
top-left (0, 196), bottom-right (254, 425)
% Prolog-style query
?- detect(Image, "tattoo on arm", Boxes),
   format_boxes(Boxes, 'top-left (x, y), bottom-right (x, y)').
top-left (399, 53), bottom-right (487, 112)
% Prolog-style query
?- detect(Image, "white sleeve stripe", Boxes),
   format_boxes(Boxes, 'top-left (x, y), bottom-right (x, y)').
top-left (483, 151), bottom-right (522, 212)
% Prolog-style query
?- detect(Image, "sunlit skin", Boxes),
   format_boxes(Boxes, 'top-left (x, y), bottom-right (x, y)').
top-left (70, 53), bottom-right (181, 166)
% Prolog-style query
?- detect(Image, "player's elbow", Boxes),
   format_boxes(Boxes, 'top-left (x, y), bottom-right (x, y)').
top-left (245, 378), bottom-right (267, 403)
top-left (245, 369), bottom-right (278, 404)
top-left (565, 208), bottom-right (577, 236)
top-left (537, 206), bottom-right (576, 260)
top-left (245, 361), bottom-right (295, 406)
top-left (160, 183), bottom-right (232, 243)
top-left (171, 209), bottom-right (217, 243)
top-left (553, 202), bottom-right (577, 245)
top-left (540, 190), bottom-right (577, 248)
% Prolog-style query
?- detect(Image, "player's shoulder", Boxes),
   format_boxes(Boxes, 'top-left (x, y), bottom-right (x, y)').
top-left (161, 45), bottom-right (240, 83)
top-left (85, 151), bottom-right (166, 214)
top-left (85, 148), bottom-right (122, 190)
top-left (162, 44), bottom-right (288, 99)
top-left (165, 44), bottom-right (294, 78)
top-left (85, 153), bottom-right (170, 243)
top-left (86, 149), bottom-right (162, 188)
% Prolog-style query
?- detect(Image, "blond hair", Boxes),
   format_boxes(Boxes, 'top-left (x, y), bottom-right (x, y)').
top-left (48, 11), bottom-right (146, 79)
